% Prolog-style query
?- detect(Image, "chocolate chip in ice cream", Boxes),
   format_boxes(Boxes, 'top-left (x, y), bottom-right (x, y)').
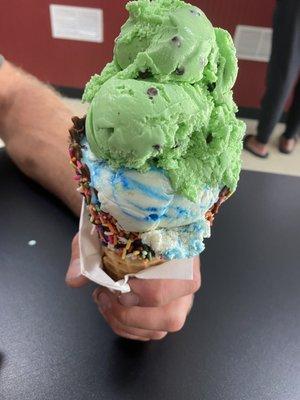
top-left (190, 9), bottom-right (201, 16)
top-left (153, 144), bottom-right (161, 151)
top-left (147, 87), bottom-right (158, 99)
top-left (175, 66), bottom-right (185, 75)
top-left (171, 36), bottom-right (182, 47)
top-left (207, 82), bottom-right (216, 92)
top-left (206, 132), bottom-right (213, 144)
top-left (138, 69), bottom-right (153, 79)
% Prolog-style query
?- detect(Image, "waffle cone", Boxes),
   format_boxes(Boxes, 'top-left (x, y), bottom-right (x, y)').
top-left (102, 247), bottom-right (164, 281)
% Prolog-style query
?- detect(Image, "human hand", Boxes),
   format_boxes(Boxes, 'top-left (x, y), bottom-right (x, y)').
top-left (66, 233), bottom-right (201, 341)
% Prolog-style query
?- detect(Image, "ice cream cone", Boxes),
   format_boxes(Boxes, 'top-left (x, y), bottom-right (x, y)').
top-left (102, 247), bottom-right (163, 280)
top-left (68, 0), bottom-right (245, 278)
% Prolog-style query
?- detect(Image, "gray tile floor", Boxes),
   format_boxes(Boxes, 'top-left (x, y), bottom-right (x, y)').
top-left (241, 118), bottom-right (300, 177)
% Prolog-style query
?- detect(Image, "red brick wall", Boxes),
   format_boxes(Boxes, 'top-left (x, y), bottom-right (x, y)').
top-left (0, 0), bottom-right (276, 108)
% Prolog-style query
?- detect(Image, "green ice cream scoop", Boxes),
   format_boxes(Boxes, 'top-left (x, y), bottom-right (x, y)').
top-left (115, 0), bottom-right (216, 84)
top-left (83, 0), bottom-right (238, 101)
top-left (86, 78), bottom-right (213, 170)
top-left (86, 77), bottom-right (244, 201)
top-left (83, 0), bottom-right (245, 201)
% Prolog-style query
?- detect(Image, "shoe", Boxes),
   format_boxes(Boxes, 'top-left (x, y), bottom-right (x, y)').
top-left (279, 135), bottom-right (297, 154)
top-left (244, 134), bottom-right (269, 158)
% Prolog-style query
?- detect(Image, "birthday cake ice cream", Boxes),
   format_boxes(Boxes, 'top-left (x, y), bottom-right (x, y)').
top-left (69, 0), bottom-right (245, 279)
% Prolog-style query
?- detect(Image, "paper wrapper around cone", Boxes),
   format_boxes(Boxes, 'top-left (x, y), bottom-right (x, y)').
top-left (78, 201), bottom-right (194, 293)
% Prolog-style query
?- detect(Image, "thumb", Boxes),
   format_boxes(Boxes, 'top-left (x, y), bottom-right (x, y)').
top-left (65, 233), bottom-right (89, 288)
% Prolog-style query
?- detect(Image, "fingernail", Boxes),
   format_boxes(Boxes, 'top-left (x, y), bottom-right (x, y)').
top-left (65, 258), bottom-right (81, 282)
top-left (92, 288), bottom-right (101, 302)
top-left (97, 293), bottom-right (111, 312)
top-left (118, 292), bottom-right (140, 307)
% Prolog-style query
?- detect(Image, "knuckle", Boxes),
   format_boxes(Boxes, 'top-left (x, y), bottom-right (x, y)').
top-left (145, 281), bottom-right (165, 307)
top-left (110, 325), bottom-right (149, 341)
top-left (116, 308), bottom-right (131, 327)
top-left (92, 288), bottom-right (101, 303)
top-left (150, 289), bottom-right (164, 307)
top-left (110, 325), bottom-right (124, 338)
top-left (150, 331), bottom-right (168, 341)
top-left (167, 313), bottom-right (186, 333)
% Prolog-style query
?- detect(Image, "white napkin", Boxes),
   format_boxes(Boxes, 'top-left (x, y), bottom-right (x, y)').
top-left (79, 200), bottom-right (194, 293)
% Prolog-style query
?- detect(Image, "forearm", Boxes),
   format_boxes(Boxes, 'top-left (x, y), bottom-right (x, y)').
top-left (0, 61), bottom-right (81, 216)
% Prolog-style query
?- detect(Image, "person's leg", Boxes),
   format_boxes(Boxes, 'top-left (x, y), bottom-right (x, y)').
top-left (244, 1), bottom-right (300, 157)
top-left (278, 77), bottom-right (300, 153)
top-left (283, 77), bottom-right (300, 139)
top-left (256, 0), bottom-right (300, 145)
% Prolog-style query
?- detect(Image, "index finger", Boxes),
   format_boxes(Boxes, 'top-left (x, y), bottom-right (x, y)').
top-left (118, 256), bottom-right (201, 307)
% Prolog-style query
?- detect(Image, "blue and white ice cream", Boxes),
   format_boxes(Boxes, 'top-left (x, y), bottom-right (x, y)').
top-left (82, 140), bottom-right (220, 259)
